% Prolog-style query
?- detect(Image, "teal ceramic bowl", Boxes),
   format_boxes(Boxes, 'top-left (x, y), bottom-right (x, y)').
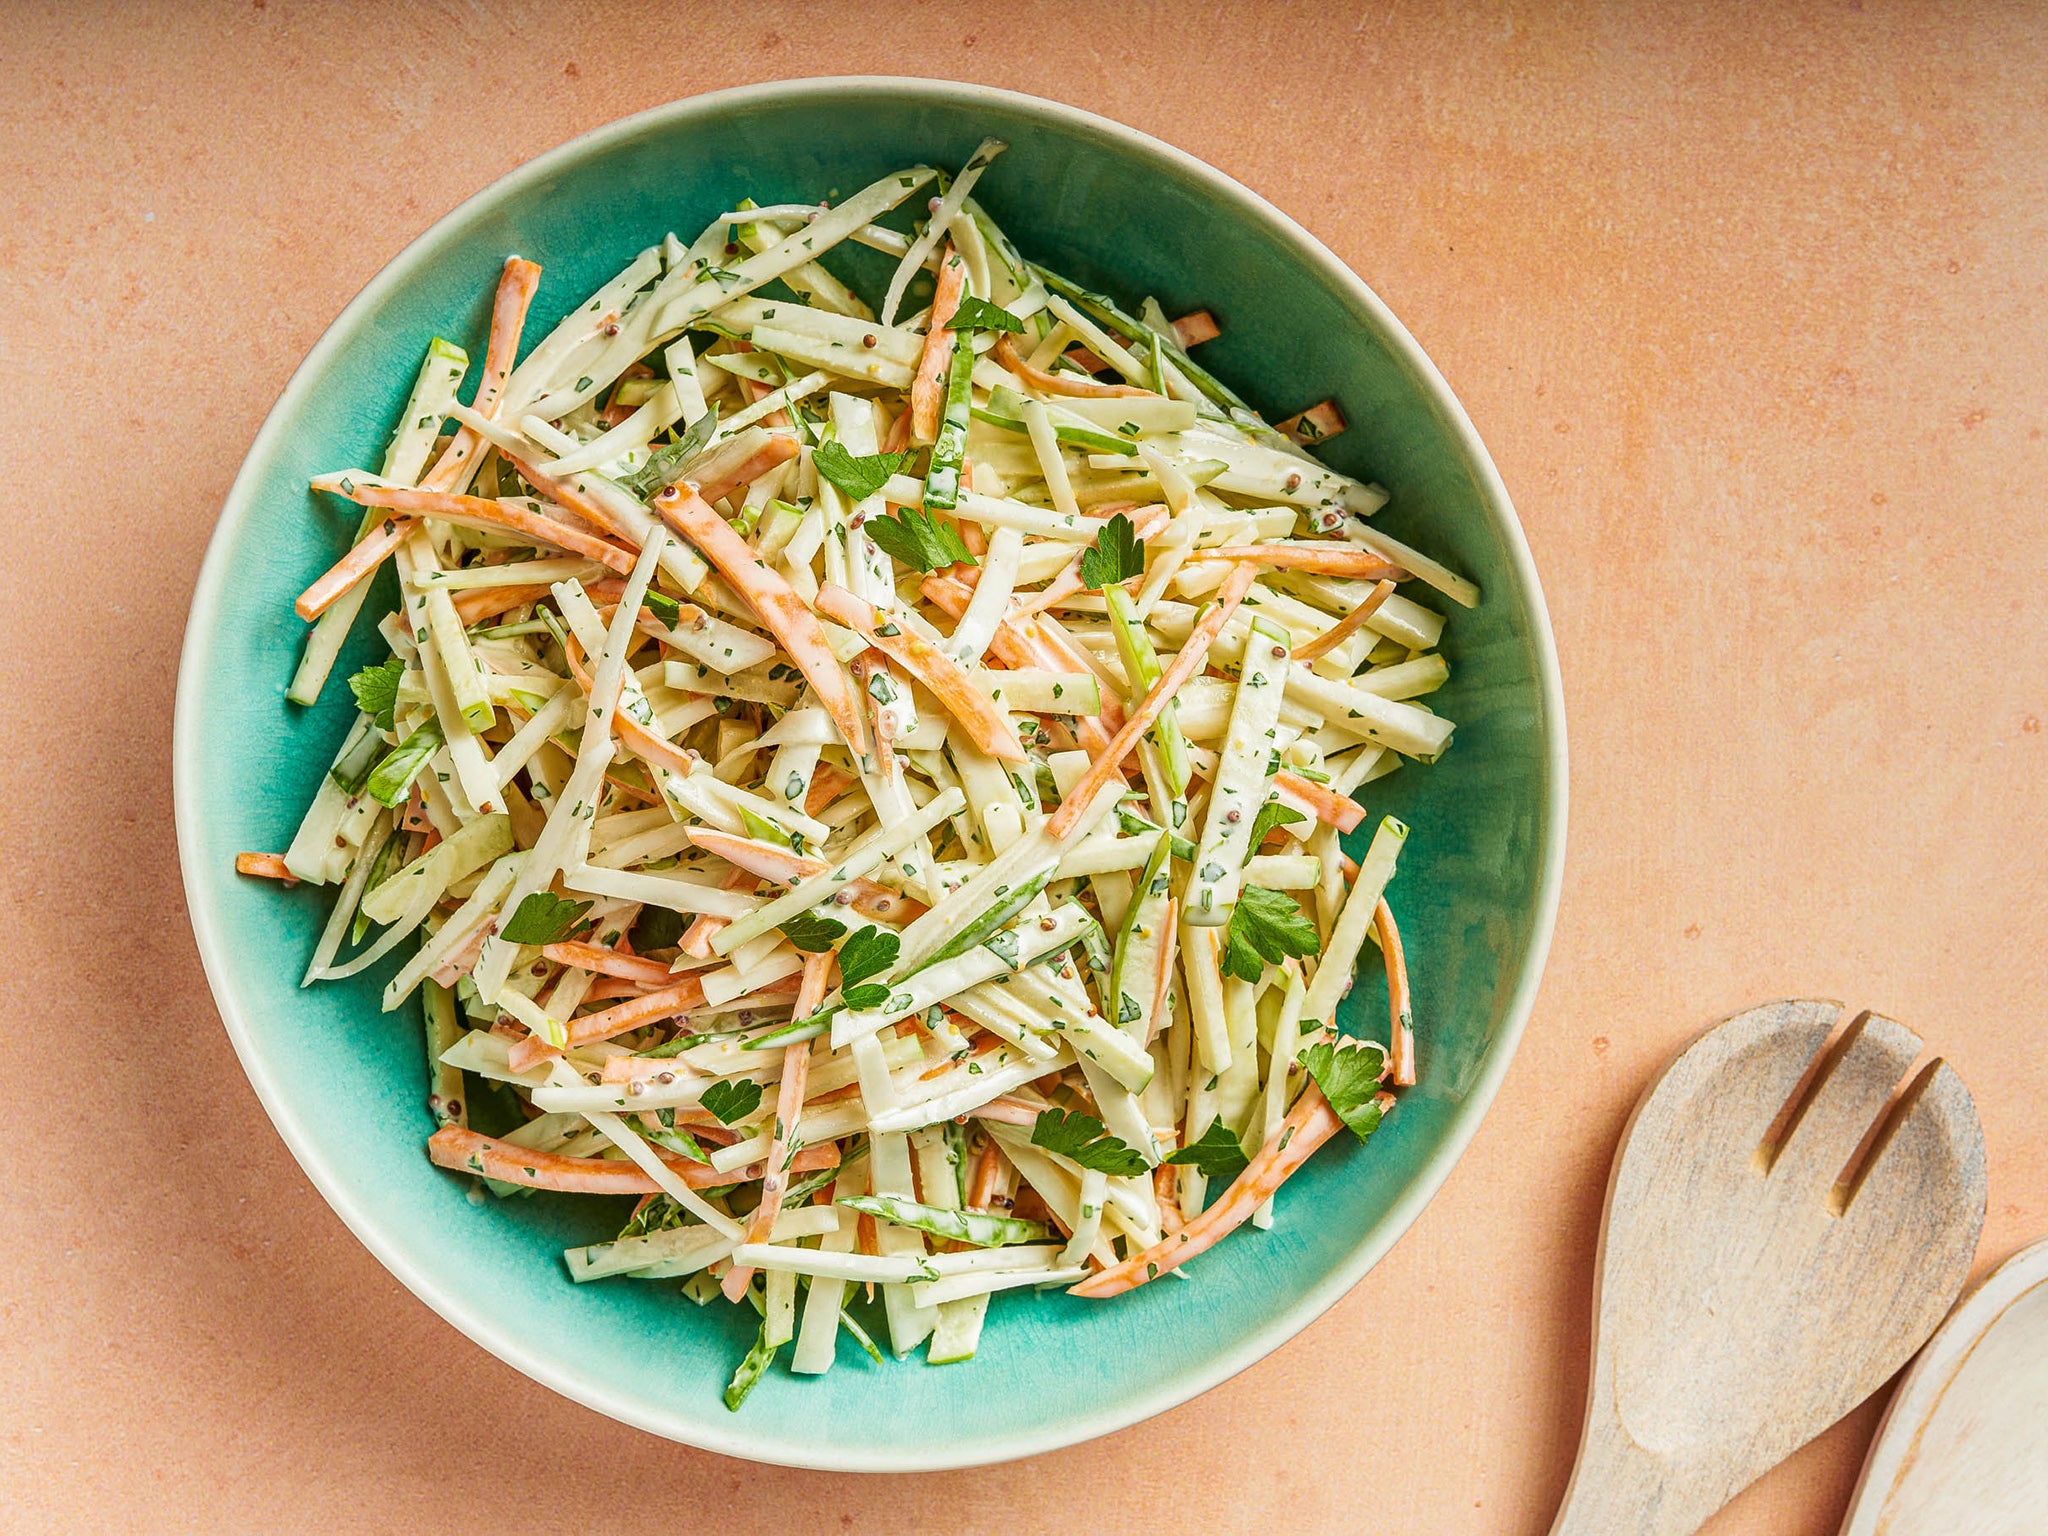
top-left (175, 77), bottom-right (1565, 1470)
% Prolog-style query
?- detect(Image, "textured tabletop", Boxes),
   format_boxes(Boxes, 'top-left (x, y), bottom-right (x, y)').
top-left (4, 4), bottom-right (2044, 1531)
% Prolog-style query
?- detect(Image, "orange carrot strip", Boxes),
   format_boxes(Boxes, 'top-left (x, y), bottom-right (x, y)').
top-left (679, 864), bottom-right (762, 959)
top-left (294, 515), bottom-right (416, 620)
top-left (993, 334), bottom-right (1154, 398)
top-left (542, 941), bottom-right (672, 986)
top-left (910, 246), bottom-right (968, 442)
top-left (1377, 898), bottom-right (1415, 1088)
top-left (1185, 545), bottom-right (1405, 579)
top-left (1274, 770), bottom-right (1366, 833)
top-left (803, 762), bottom-right (857, 817)
top-left (685, 827), bottom-right (923, 927)
top-left (499, 451), bottom-right (635, 541)
top-left (504, 977), bottom-right (712, 1072)
top-left (1007, 503), bottom-right (1166, 619)
top-left (920, 575), bottom-right (1128, 751)
top-left (326, 484), bottom-right (636, 573)
top-left (1068, 1086), bottom-right (1346, 1298)
top-left (421, 256), bottom-right (542, 492)
top-left (452, 582), bottom-right (552, 626)
top-left (652, 485), bottom-right (868, 755)
top-left (234, 852), bottom-right (298, 883)
top-left (724, 950), bottom-right (831, 1300)
top-left (428, 1124), bottom-right (837, 1194)
top-left (582, 976), bottom-right (654, 1001)
top-left (1044, 562), bottom-right (1258, 838)
top-left (815, 583), bottom-right (1027, 763)
top-left (1170, 310), bottom-right (1220, 348)
top-left (557, 627), bottom-right (699, 780)
top-left (966, 1138), bottom-right (1002, 1209)
top-left (1290, 577), bottom-right (1395, 665)
top-left (694, 434), bottom-right (801, 507)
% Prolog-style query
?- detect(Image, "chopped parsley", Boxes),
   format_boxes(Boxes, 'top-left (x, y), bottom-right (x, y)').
top-left (778, 910), bottom-right (848, 953)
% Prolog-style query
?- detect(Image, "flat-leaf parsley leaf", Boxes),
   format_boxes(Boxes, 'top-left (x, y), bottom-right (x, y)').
top-left (865, 505), bottom-right (976, 572)
top-left (1031, 1108), bottom-right (1150, 1177)
top-left (835, 925), bottom-right (899, 990)
top-left (943, 296), bottom-right (1024, 334)
top-left (1298, 1039), bottom-right (1388, 1142)
top-left (1220, 885), bottom-right (1319, 983)
top-left (700, 1078), bottom-right (764, 1125)
top-left (778, 910), bottom-right (848, 953)
top-left (1077, 512), bottom-right (1143, 590)
top-left (500, 891), bottom-right (593, 946)
top-left (348, 657), bottom-right (405, 732)
top-left (1164, 1118), bottom-right (1251, 1180)
top-left (813, 442), bottom-right (910, 502)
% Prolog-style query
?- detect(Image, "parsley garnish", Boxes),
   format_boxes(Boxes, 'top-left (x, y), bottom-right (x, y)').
top-left (700, 1079), bottom-right (764, 1125)
top-left (812, 441), bottom-right (910, 502)
top-left (865, 504), bottom-right (976, 572)
top-left (500, 891), bottom-right (593, 946)
top-left (1220, 885), bottom-right (1319, 983)
top-left (943, 296), bottom-right (1024, 333)
top-left (628, 905), bottom-right (686, 952)
top-left (835, 926), bottom-right (898, 990)
top-left (778, 910), bottom-right (848, 953)
top-left (348, 657), bottom-right (405, 732)
top-left (1245, 801), bottom-right (1307, 859)
top-left (619, 406), bottom-right (719, 500)
top-left (1077, 512), bottom-right (1143, 590)
top-left (1165, 1119), bottom-right (1250, 1180)
top-left (618, 1194), bottom-right (689, 1239)
top-left (1031, 1108), bottom-right (1150, 1177)
top-left (1298, 1039), bottom-right (1388, 1142)
top-left (842, 983), bottom-right (890, 1010)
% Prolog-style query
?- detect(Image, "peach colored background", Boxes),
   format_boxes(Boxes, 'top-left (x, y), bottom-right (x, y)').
top-left (5, 3), bottom-right (2044, 1532)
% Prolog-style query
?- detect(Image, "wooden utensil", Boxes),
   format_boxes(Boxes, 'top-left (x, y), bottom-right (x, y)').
top-left (1550, 999), bottom-right (1986, 1536)
top-left (1839, 1236), bottom-right (2048, 1534)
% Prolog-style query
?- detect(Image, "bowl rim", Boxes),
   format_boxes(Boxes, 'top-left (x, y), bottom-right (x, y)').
top-left (174, 74), bottom-right (1568, 1472)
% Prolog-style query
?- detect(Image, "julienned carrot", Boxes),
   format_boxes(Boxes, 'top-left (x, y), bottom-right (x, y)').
top-left (993, 333), bottom-right (1154, 399)
top-left (542, 940), bottom-right (672, 986)
top-left (505, 976), bottom-right (711, 1072)
top-left (685, 827), bottom-right (924, 927)
top-left (919, 573), bottom-right (1128, 754)
top-left (694, 434), bottom-right (801, 507)
top-left (428, 1124), bottom-right (838, 1195)
top-left (557, 627), bottom-right (699, 780)
top-left (452, 582), bottom-right (552, 627)
top-left (1290, 577), bottom-right (1395, 664)
top-left (723, 949), bottom-right (830, 1300)
top-left (501, 451), bottom-right (634, 541)
top-left (320, 482), bottom-right (636, 573)
top-left (1185, 544), bottom-right (1406, 579)
top-left (1068, 1086), bottom-right (1346, 1298)
top-left (678, 864), bottom-right (762, 959)
top-left (651, 485), bottom-right (868, 756)
top-left (294, 516), bottom-right (416, 620)
top-left (1044, 561), bottom-right (1258, 839)
top-left (234, 852), bottom-right (298, 883)
top-left (1007, 502), bottom-right (1164, 619)
top-left (910, 245), bottom-right (967, 442)
top-left (1274, 770), bottom-right (1367, 833)
top-left (814, 583), bottom-right (1027, 763)
top-left (422, 256), bottom-right (541, 493)
top-left (803, 762), bottom-right (857, 817)
top-left (1377, 897), bottom-right (1415, 1088)
top-left (583, 976), bottom-right (655, 1001)
top-left (967, 1138), bottom-right (1002, 1209)
top-left (1170, 310), bottom-right (1220, 348)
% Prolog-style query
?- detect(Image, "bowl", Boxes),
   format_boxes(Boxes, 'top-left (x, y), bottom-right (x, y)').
top-left (174, 76), bottom-right (1566, 1470)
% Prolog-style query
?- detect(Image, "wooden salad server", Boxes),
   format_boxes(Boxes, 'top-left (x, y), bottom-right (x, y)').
top-left (1838, 1235), bottom-right (2048, 1534)
top-left (1549, 999), bottom-right (1986, 1536)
